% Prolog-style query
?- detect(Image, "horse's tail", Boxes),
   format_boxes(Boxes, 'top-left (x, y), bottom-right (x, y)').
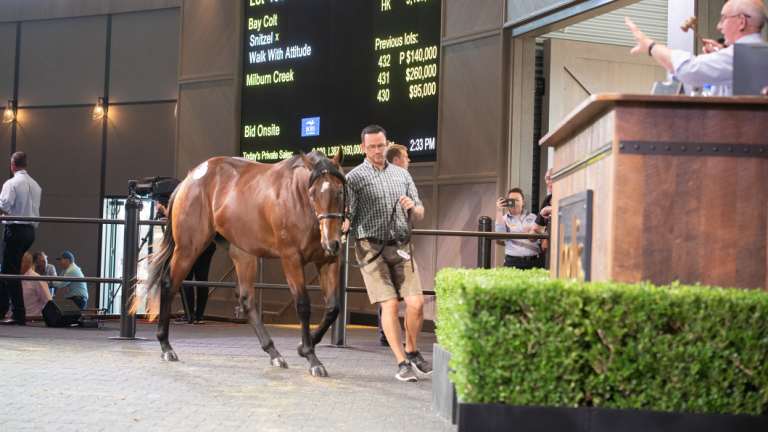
top-left (128, 193), bottom-right (176, 321)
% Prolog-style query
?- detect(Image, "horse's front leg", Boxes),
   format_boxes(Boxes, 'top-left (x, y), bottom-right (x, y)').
top-left (310, 260), bottom-right (340, 346)
top-left (282, 256), bottom-right (327, 377)
top-left (230, 246), bottom-right (286, 368)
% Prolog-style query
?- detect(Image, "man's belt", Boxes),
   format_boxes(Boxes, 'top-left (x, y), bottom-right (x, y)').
top-left (359, 237), bottom-right (399, 246)
top-left (505, 254), bottom-right (540, 262)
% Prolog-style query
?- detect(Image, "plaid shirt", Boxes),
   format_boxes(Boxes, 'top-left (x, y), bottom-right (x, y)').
top-left (346, 158), bottom-right (422, 241)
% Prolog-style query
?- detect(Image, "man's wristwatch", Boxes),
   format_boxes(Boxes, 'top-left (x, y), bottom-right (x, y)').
top-left (648, 41), bottom-right (656, 57)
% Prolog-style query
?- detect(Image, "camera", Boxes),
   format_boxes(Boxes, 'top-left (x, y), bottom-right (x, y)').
top-left (132, 176), bottom-right (180, 202)
top-left (502, 198), bottom-right (517, 208)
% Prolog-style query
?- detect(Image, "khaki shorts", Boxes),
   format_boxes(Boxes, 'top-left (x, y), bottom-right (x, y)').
top-left (355, 239), bottom-right (422, 304)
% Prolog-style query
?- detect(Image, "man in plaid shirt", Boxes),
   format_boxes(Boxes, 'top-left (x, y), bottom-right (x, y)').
top-left (344, 125), bottom-right (432, 383)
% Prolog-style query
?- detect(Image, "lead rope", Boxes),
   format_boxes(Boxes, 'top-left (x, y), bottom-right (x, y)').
top-left (347, 200), bottom-right (401, 269)
top-left (347, 200), bottom-right (415, 271)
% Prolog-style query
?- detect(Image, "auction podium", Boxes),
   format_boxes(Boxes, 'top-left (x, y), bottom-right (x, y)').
top-left (540, 94), bottom-right (768, 290)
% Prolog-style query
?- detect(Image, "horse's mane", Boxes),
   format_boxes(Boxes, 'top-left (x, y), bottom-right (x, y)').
top-left (286, 151), bottom-right (322, 169)
top-left (283, 151), bottom-right (345, 185)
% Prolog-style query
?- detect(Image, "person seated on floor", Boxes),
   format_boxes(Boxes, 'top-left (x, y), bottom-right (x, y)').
top-left (21, 252), bottom-right (51, 318)
top-left (33, 251), bottom-right (57, 296)
top-left (51, 250), bottom-right (88, 310)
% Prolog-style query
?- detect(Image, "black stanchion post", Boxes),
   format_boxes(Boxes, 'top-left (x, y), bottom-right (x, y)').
top-left (118, 181), bottom-right (141, 339)
top-left (331, 238), bottom-right (349, 346)
top-left (477, 216), bottom-right (493, 269)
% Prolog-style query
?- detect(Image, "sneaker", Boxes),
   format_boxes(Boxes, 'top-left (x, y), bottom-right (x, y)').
top-left (406, 351), bottom-right (432, 375)
top-left (395, 361), bottom-right (418, 383)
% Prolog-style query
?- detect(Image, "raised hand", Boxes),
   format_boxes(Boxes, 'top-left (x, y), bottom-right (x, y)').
top-left (625, 17), bottom-right (653, 56)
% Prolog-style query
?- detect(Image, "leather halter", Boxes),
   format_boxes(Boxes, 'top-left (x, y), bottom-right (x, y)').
top-left (308, 161), bottom-right (346, 222)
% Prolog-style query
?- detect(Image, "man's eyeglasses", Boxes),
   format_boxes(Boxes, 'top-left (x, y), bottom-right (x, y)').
top-left (719, 13), bottom-right (750, 24)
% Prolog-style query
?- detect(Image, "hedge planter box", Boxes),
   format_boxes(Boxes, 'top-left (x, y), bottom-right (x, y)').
top-left (435, 268), bottom-right (768, 425)
top-left (457, 404), bottom-right (768, 432)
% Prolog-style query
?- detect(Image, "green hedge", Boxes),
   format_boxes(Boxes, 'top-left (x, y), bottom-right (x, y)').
top-left (434, 268), bottom-right (768, 416)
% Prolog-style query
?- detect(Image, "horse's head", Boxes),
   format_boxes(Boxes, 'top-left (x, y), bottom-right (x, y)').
top-left (303, 150), bottom-right (345, 257)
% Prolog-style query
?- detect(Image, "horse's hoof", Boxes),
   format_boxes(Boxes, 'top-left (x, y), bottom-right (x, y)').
top-left (271, 357), bottom-right (288, 368)
top-left (309, 365), bottom-right (328, 377)
top-left (161, 351), bottom-right (179, 362)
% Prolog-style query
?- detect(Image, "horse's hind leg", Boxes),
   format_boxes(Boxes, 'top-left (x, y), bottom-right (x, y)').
top-left (157, 253), bottom-right (196, 361)
top-left (282, 256), bottom-right (327, 377)
top-left (230, 246), bottom-right (286, 368)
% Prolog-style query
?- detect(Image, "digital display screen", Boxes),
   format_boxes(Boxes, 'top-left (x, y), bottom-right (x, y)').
top-left (240, 0), bottom-right (441, 163)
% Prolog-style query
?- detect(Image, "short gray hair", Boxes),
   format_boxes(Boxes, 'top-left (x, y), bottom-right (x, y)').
top-left (730, 0), bottom-right (768, 30)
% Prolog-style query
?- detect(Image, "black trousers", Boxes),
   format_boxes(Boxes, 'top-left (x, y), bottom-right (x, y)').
top-left (0, 224), bottom-right (36, 321)
top-left (504, 254), bottom-right (541, 270)
top-left (181, 242), bottom-right (216, 322)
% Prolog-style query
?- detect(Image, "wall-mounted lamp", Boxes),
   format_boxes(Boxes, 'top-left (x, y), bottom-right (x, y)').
top-left (2, 99), bottom-right (16, 124)
top-left (93, 97), bottom-right (106, 120)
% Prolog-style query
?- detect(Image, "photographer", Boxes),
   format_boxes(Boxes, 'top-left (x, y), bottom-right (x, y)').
top-left (495, 188), bottom-right (541, 269)
top-left (152, 181), bottom-right (216, 325)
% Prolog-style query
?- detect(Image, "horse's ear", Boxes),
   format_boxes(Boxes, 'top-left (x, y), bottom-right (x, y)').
top-left (332, 148), bottom-right (344, 167)
top-left (300, 153), bottom-right (314, 170)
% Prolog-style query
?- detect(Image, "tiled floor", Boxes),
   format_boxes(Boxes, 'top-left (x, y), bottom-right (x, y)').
top-left (0, 320), bottom-right (450, 432)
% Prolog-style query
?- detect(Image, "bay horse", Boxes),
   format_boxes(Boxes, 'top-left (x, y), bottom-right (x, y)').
top-left (131, 151), bottom-right (346, 377)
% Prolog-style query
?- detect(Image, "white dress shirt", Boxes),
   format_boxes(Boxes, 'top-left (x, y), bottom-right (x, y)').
top-left (0, 170), bottom-right (42, 227)
top-left (495, 212), bottom-right (541, 257)
top-left (670, 33), bottom-right (766, 96)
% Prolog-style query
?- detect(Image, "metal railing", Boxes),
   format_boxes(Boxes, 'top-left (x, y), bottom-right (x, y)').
top-left (0, 182), bottom-right (548, 345)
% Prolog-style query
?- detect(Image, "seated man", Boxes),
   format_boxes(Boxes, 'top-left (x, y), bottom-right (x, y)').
top-left (21, 252), bottom-right (51, 318)
top-left (625, 0), bottom-right (767, 95)
top-left (52, 250), bottom-right (88, 309)
top-left (495, 188), bottom-right (541, 269)
top-left (33, 251), bottom-right (57, 296)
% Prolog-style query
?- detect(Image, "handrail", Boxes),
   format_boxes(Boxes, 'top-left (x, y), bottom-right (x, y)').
top-left (0, 215), bottom-right (164, 226)
top-left (0, 273), bottom-right (434, 295)
top-left (0, 274), bottom-right (121, 284)
top-left (0, 216), bottom-right (548, 238)
top-left (0, 208), bottom-right (541, 343)
top-left (412, 228), bottom-right (548, 240)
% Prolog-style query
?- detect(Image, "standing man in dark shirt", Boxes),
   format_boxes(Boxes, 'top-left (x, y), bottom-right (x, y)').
top-left (345, 125), bottom-right (431, 383)
top-left (0, 152), bottom-right (42, 325)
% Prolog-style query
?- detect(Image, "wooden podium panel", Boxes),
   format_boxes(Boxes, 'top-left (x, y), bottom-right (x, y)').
top-left (541, 94), bottom-right (768, 289)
